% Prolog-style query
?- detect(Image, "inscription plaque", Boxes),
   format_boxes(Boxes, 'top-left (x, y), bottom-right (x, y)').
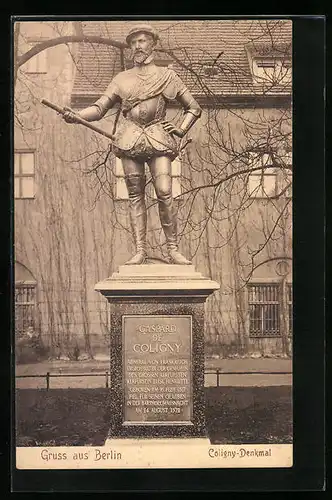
top-left (123, 315), bottom-right (192, 425)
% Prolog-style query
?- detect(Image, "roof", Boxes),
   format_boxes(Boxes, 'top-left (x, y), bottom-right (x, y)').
top-left (72, 20), bottom-right (292, 105)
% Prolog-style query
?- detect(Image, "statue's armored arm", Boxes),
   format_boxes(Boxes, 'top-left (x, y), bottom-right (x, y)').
top-left (78, 94), bottom-right (118, 122)
top-left (177, 90), bottom-right (202, 136)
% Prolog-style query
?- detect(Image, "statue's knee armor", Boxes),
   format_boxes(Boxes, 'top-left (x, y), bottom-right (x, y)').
top-left (125, 174), bottom-right (146, 198)
top-left (154, 178), bottom-right (172, 205)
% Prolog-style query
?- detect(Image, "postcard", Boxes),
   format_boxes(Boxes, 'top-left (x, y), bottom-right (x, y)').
top-left (14, 18), bottom-right (293, 472)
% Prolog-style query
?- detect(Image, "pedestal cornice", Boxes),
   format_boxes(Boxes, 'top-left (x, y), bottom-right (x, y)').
top-left (95, 264), bottom-right (220, 298)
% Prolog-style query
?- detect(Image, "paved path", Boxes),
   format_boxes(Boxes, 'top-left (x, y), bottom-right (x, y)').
top-left (205, 357), bottom-right (292, 372)
top-left (15, 358), bottom-right (292, 389)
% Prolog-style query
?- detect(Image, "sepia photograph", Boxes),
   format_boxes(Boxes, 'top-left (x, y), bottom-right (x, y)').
top-left (14, 18), bottom-right (293, 470)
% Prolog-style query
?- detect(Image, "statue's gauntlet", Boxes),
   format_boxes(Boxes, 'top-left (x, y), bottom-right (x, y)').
top-left (179, 109), bottom-right (202, 136)
top-left (178, 90), bottom-right (202, 137)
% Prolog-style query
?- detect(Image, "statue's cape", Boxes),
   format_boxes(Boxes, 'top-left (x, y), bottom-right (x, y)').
top-left (104, 66), bottom-right (187, 110)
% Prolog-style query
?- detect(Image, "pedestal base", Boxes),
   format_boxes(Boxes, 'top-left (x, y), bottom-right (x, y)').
top-left (95, 264), bottom-right (220, 440)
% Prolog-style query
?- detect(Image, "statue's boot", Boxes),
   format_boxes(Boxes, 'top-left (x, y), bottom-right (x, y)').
top-left (125, 174), bottom-right (147, 265)
top-left (165, 231), bottom-right (192, 264)
top-left (125, 246), bottom-right (146, 265)
top-left (169, 248), bottom-right (192, 265)
top-left (160, 202), bottom-right (192, 265)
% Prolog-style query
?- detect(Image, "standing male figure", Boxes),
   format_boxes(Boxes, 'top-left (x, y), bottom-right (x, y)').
top-left (64, 24), bottom-right (202, 265)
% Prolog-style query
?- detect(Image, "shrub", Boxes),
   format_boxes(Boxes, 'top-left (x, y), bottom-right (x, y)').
top-left (68, 343), bottom-right (80, 361)
top-left (16, 332), bottom-right (48, 364)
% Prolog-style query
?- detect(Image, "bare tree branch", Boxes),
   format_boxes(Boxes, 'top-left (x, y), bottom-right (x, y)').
top-left (16, 35), bottom-right (127, 69)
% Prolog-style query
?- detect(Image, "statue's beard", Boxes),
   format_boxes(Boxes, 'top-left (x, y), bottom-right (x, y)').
top-left (132, 50), bottom-right (152, 65)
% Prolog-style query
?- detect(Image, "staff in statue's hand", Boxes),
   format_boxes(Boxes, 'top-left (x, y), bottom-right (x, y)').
top-left (62, 107), bottom-right (79, 124)
top-left (41, 98), bottom-right (115, 141)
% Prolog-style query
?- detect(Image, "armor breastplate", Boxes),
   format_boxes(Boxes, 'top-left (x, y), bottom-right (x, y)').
top-left (124, 95), bottom-right (167, 126)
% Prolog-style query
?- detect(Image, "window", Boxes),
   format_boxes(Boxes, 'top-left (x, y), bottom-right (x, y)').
top-left (15, 284), bottom-right (36, 337)
top-left (287, 283), bottom-right (293, 335)
top-left (279, 168), bottom-right (293, 198)
top-left (248, 282), bottom-right (293, 338)
top-left (247, 151), bottom-right (292, 199)
top-left (247, 151), bottom-right (276, 198)
top-left (248, 171), bottom-right (277, 198)
top-left (248, 284), bottom-right (280, 337)
top-left (114, 157), bottom-right (128, 200)
top-left (252, 57), bottom-right (292, 86)
top-left (202, 64), bottom-right (220, 77)
top-left (248, 170), bottom-right (292, 199)
top-left (14, 151), bottom-right (35, 199)
top-left (245, 42), bottom-right (292, 88)
top-left (114, 157), bottom-right (182, 200)
top-left (24, 42), bottom-right (48, 74)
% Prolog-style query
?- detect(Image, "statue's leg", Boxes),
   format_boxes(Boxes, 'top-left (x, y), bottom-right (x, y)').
top-left (122, 157), bottom-right (147, 265)
top-left (148, 155), bottom-right (191, 265)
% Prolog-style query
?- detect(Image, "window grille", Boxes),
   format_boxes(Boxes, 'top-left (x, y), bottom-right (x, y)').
top-left (14, 151), bottom-right (35, 199)
top-left (15, 284), bottom-right (36, 336)
top-left (248, 284), bottom-right (280, 337)
top-left (287, 283), bottom-right (293, 335)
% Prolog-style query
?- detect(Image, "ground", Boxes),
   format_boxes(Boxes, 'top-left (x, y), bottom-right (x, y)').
top-left (16, 358), bottom-right (292, 446)
top-left (16, 386), bottom-right (292, 446)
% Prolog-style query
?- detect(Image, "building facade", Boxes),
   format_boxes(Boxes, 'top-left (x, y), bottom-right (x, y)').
top-left (14, 20), bottom-right (293, 359)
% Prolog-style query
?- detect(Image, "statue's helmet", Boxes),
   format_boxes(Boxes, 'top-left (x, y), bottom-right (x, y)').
top-left (125, 24), bottom-right (160, 45)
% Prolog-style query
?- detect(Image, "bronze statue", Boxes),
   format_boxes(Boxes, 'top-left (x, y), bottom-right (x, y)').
top-left (63, 24), bottom-right (202, 265)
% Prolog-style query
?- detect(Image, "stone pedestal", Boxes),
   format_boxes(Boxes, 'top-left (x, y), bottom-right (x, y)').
top-left (95, 264), bottom-right (219, 440)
